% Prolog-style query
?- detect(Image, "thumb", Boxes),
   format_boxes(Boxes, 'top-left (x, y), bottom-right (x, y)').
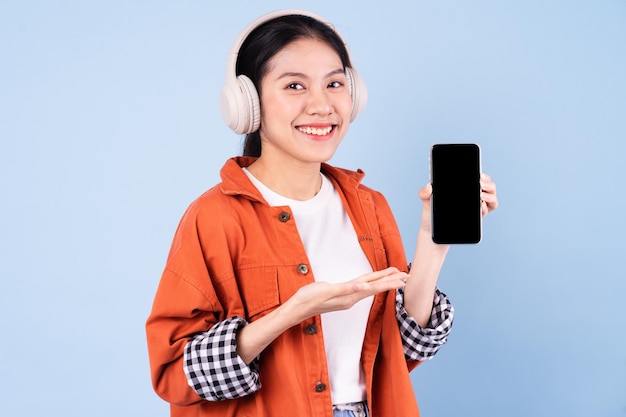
top-left (418, 183), bottom-right (432, 202)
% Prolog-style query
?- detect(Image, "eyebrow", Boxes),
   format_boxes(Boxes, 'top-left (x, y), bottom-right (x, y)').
top-left (275, 68), bottom-right (345, 81)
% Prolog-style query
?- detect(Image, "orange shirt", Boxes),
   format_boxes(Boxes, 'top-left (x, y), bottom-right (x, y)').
top-left (146, 157), bottom-right (421, 417)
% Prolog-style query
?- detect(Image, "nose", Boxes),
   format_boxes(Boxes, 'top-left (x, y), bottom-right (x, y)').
top-left (306, 86), bottom-right (333, 116)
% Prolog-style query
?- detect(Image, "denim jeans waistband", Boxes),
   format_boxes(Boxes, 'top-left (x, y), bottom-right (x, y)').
top-left (332, 401), bottom-right (368, 417)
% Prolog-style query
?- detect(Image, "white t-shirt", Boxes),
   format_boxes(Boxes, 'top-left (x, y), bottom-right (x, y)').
top-left (243, 169), bottom-right (374, 404)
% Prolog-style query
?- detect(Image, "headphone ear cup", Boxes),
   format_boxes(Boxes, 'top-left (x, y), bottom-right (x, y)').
top-left (345, 67), bottom-right (368, 122)
top-left (238, 75), bottom-right (261, 133)
top-left (220, 74), bottom-right (261, 134)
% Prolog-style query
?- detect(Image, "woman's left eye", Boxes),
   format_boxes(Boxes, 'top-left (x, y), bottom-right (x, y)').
top-left (328, 81), bottom-right (343, 88)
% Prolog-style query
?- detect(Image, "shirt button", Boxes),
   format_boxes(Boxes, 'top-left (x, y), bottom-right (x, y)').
top-left (278, 211), bottom-right (290, 222)
top-left (305, 324), bottom-right (318, 335)
top-left (315, 382), bottom-right (327, 392)
top-left (297, 263), bottom-right (309, 275)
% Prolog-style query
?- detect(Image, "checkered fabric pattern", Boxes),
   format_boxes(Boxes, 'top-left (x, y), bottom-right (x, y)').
top-left (183, 289), bottom-right (453, 400)
top-left (183, 316), bottom-right (261, 400)
top-left (396, 287), bottom-right (454, 360)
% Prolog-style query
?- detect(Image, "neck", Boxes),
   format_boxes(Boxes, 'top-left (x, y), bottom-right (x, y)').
top-left (247, 157), bottom-right (323, 201)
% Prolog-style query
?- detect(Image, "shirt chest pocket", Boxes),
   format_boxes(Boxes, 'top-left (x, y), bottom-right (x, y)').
top-left (235, 265), bottom-right (280, 321)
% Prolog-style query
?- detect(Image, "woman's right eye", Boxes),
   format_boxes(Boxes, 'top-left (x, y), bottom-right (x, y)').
top-left (287, 83), bottom-right (304, 90)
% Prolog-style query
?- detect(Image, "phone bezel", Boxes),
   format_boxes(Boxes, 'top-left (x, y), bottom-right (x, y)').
top-left (430, 143), bottom-right (483, 244)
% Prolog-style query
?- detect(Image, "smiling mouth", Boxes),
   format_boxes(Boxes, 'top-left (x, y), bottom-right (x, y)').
top-left (296, 125), bottom-right (335, 136)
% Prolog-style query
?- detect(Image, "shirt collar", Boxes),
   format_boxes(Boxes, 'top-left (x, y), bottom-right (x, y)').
top-left (218, 156), bottom-right (366, 201)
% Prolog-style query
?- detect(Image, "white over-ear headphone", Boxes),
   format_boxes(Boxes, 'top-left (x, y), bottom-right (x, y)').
top-left (220, 9), bottom-right (368, 135)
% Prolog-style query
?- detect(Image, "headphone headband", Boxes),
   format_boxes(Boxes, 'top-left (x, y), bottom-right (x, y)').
top-left (220, 9), bottom-right (368, 134)
top-left (224, 9), bottom-right (348, 82)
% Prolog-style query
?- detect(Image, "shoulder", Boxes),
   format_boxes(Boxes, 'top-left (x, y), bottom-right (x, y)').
top-left (178, 184), bottom-right (252, 242)
top-left (180, 156), bottom-right (265, 224)
top-left (322, 163), bottom-right (390, 204)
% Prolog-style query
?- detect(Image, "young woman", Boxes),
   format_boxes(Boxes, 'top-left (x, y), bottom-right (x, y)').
top-left (146, 9), bottom-right (498, 417)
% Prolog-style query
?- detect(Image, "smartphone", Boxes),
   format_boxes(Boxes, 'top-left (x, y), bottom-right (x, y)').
top-left (430, 143), bottom-right (482, 244)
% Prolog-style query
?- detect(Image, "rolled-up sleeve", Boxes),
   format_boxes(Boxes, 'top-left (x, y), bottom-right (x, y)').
top-left (395, 287), bottom-right (454, 360)
top-left (183, 316), bottom-right (261, 400)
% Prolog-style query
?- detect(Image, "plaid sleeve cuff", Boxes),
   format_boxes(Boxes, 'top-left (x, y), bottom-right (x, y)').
top-left (396, 287), bottom-right (454, 361)
top-left (183, 316), bottom-right (261, 401)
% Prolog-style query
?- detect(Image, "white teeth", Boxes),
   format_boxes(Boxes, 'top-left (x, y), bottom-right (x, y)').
top-left (297, 126), bottom-right (333, 136)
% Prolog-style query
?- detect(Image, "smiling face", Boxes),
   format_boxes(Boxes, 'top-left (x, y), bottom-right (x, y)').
top-left (257, 37), bottom-right (353, 168)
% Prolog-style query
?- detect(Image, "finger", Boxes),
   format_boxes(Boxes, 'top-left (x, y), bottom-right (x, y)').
top-left (418, 183), bottom-right (432, 201)
top-left (483, 190), bottom-right (499, 208)
top-left (480, 191), bottom-right (497, 204)
top-left (480, 179), bottom-right (496, 194)
top-left (353, 267), bottom-right (400, 283)
top-left (481, 192), bottom-right (499, 216)
top-left (353, 268), bottom-right (408, 291)
top-left (353, 273), bottom-right (407, 292)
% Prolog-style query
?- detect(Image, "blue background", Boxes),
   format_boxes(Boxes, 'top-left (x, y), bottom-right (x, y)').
top-left (1, 1), bottom-right (625, 416)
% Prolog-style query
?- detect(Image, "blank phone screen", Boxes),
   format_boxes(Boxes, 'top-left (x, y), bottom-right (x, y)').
top-left (431, 144), bottom-right (482, 244)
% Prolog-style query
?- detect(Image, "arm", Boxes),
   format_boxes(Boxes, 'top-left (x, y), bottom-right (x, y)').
top-left (405, 175), bottom-right (498, 325)
top-left (146, 268), bottom-right (222, 406)
top-left (148, 203), bottom-right (408, 403)
top-left (236, 267), bottom-right (408, 364)
top-left (403, 224), bottom-right (449, 327)
top-left (396, 287), bottom-right (453, 360)
top-left (398, 176), bottom-right (499, 354)
top-left (180, 267), bottom-right (409, 402)
top-left (184, 317), bottom-right (261, 400)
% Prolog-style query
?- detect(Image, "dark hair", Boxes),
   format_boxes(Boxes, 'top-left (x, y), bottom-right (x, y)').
top-left (237, 14), bottom-right (352, 157)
